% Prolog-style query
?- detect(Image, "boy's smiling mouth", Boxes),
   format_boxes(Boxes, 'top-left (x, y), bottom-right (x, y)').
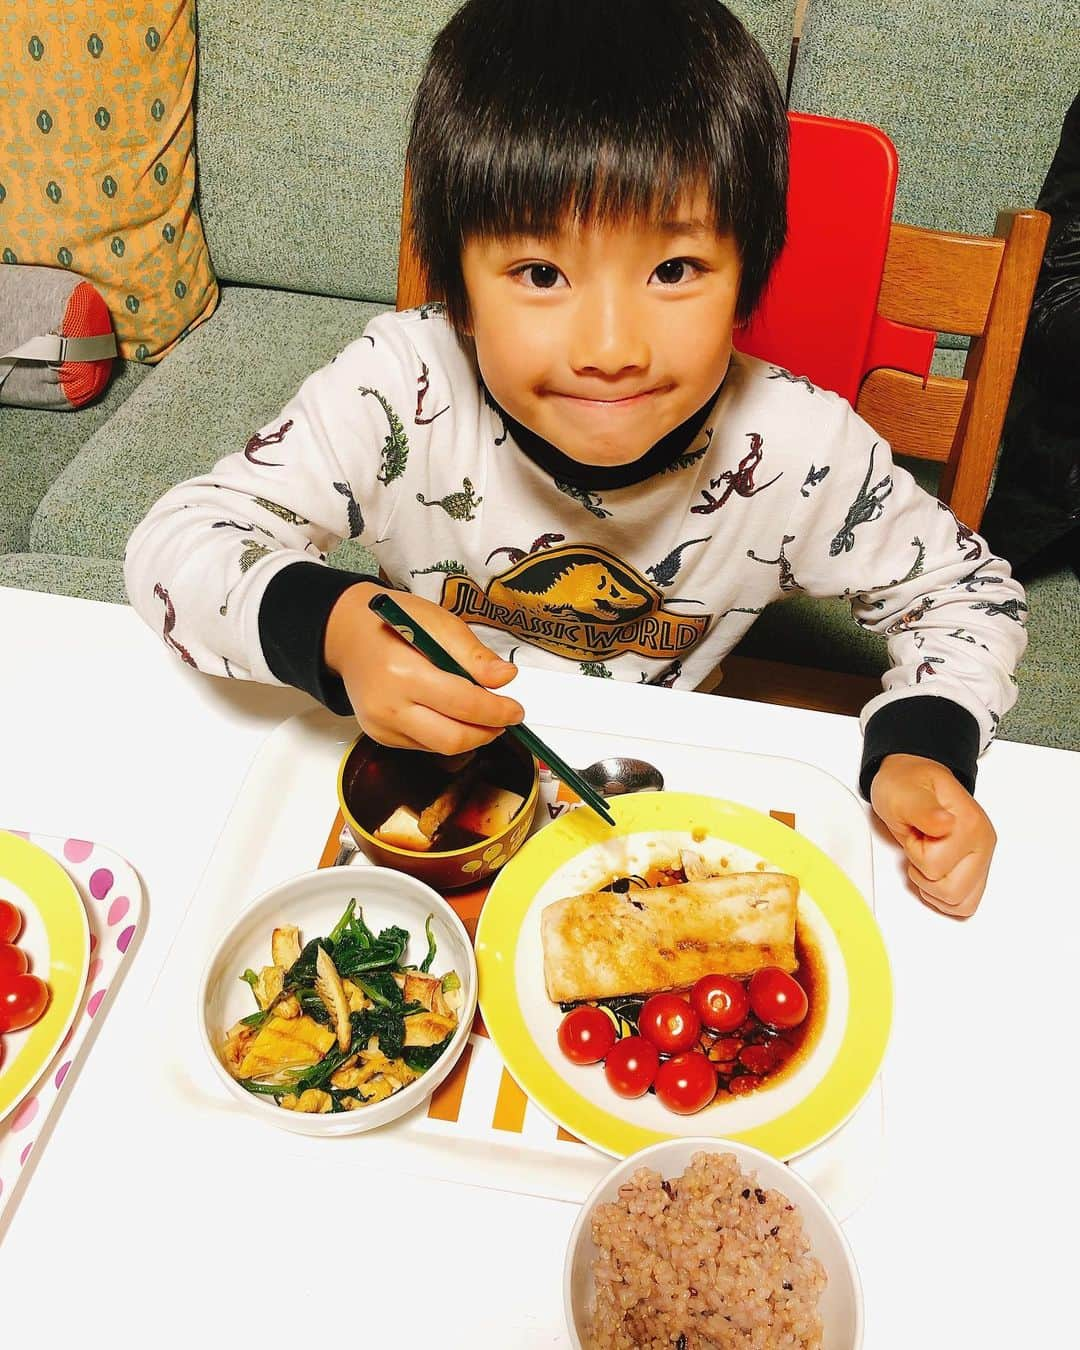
top-left (547, 385), bottom-right (669, 409)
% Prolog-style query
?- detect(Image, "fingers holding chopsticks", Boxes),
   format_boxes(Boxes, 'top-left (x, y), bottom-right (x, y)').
top-left (323, 581), bottom-right (524, 751)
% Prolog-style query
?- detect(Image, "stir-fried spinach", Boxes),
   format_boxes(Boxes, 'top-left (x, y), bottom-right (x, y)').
top-left (420, 915), bottom-right (437, 973)
top-left (236, 899), bottom-right (450, 1102)
top-left (355, 969), bottom-right (403, 1009)
top-left (403, 1032), bottom-right (454, 1073)
top-left (282, 904), bottom-right (412, 992)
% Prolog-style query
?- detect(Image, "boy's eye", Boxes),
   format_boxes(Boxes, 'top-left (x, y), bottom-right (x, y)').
top-left (513, 263), bottom-right (565, 289)
top-left (652, 258), bottom-right (701, 285)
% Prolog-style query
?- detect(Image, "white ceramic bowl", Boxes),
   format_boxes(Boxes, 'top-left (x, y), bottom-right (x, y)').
top-left (565, 1137), bottom-right (863, 1350)
top-left (198, 865), bottom-right (477, 1136)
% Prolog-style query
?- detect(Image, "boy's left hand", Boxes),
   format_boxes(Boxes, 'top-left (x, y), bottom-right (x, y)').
top-left (870, 754), bottom-right (996, 918)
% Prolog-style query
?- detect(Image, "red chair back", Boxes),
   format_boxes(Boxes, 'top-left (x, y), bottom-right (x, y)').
top-left (734, 112), bottom-right (935, 403)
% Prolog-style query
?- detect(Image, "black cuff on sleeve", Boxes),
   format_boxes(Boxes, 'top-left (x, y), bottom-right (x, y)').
top-left (859, 696), bottom-right (981, 800)
top-left (258, 561), bottom-right (380, 716)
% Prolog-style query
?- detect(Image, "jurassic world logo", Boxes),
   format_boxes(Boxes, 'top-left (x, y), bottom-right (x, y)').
top-left (440, 544), bottom-right (710, 661)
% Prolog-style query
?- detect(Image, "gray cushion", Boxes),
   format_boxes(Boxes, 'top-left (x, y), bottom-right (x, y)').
top-left (791, 0), bottom-right (1076, 238)
top-left (0, 359), bottom-right (149, 554)
top-left (29, 285), bottom-right (390, 561)
top-left (194, 0), bottom-right (470, 301)
top-left (0, 552), bottom-right (127, 602)
top-left (193, 0), bottom-right (796, 304)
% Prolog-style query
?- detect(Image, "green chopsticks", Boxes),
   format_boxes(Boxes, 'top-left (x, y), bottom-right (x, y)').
top-left (368, 592), bottom-right (616, 827)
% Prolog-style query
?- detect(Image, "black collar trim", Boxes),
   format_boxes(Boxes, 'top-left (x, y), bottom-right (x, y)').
top-left (484, 376), bottom-right (726, 490)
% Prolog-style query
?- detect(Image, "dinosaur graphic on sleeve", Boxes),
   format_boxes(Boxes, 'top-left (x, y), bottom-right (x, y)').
top-left (953, 563), bottom-right (1008, 592)
top-left (646, 537), bottom-right (711, 587)
top-left (861, 537), bottom-right (926, 595)
top-left (218, 540), bottom-right (274, 616)
top-left (211, 519), bottom-right (277, 540)
top-left (252, 497), bottom-right (310, 527)
top-left (945, 627), bottom-right (989, 650)
top-left (916, 656), bottom-right (945, 682)
top-left (153, 583), bottom-right (197, 668)
top-left (937, 500), bottom-right (983, 561)
top-left (746, 535), bottom-right (801, 592)
top-left (969, 598), bottom-right (1029, 624)
top-left (691, 433), bottom-right (781, 515)
top-left (829, 443), bottom-right (893, 555)
top-left (898, 536), bottom-right (927, 583)
top-left (244, 418), bottom-right (294, 467)
top-left (416, 476), bottom-right (483, 521)
top-left (332, 481), bottom-right (364, 539)
top-left (555, 480), bottom-right (611, 518)
top-left (883, 595), bottom-right (934, 635)
top-left (415, 361), bottom-right (449, 426)
top-left (359, 387), bottom-right (410, 484)
top-left (580, 661), bottom-right (613, 678)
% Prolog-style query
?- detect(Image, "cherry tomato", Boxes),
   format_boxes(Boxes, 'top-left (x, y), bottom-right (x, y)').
top-left (0, 974), bottom-right (49, 1033)
top-left (748, 968), bottom-right (808, 1029)
top-left (604, 1035), bottom-right (660, 1098)
top-left (0, 944), bottom-right (29, 979)
top-left (654, 1051), bottom-right (717, 1114)
top-left (691, 973), bottom-right (750, 1032)
top-left (558, 1006), bottom-right (617, 1065)
top-left (0, 900), bottom-right (21, 945)
top-left (638, 993), bottom-right (701, 1055)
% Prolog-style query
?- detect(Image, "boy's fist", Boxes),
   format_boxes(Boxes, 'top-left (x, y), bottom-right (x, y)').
top-left (870, 754), bottom-right (996, 918)
top-left (324, 582), bottom-right (524, 754)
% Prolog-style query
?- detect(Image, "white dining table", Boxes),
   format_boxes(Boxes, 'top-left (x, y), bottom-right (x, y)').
top-left (1, 584), bottom-right (1076, 1347)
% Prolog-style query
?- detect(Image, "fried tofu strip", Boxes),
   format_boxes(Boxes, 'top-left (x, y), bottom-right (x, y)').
top-left (541, 872), bottom-right (799, 1003)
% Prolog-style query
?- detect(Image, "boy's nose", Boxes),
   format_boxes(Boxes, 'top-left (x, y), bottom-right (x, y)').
top-left (567, 291), bottom-right (650, 376)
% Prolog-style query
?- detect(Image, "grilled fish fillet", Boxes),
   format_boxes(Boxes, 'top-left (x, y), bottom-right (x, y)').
top-left (541, 872), bottom-right (799, 1003)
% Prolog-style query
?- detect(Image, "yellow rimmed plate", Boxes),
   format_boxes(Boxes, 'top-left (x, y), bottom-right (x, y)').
top-left (476, 792), bottom-right (891, 1160)
top-left (0, 832), bottom-right (91, 1125)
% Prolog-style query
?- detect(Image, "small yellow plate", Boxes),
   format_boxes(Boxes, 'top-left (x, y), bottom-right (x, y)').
top-left (0, 832), bottom-right (90, 1124)
top-left (476, 793), bottom-right (891, 1160)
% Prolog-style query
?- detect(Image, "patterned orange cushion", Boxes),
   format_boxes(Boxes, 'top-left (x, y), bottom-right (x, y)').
top-left (0, 3), bottom-right (218, 362)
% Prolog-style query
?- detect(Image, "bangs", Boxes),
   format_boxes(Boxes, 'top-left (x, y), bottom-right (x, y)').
top-left (408, 0), bottom-right (788, 327)
top-left (449, 133), bottom-right (728, 246)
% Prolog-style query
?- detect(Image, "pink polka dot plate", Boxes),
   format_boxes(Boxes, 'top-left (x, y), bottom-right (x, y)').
top-left (0, 832), bottom-right (90, 1126)
top-left (0, 829), bottom-right (143, 1229)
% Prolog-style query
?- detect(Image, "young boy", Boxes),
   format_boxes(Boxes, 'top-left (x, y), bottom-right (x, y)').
top-left (125, 0), bottom-right (1025, 918)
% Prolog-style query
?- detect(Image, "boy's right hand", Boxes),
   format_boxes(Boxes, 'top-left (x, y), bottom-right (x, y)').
top-left (323, 581), bottom-right (524, 753)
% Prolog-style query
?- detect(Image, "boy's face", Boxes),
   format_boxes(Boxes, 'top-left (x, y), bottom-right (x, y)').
top-left (460, 187), bottom-right (741, 467)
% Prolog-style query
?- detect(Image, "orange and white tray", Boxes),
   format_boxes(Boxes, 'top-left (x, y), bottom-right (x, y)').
top-left (146, 708), bottom-right (885, 1218)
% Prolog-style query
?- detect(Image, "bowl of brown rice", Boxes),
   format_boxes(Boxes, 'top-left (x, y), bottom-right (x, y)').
top-left (564, 1137), bottom-right (862, 1350)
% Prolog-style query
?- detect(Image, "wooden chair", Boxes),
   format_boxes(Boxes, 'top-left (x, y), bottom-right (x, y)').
top-left (394, 119), bottom-right (1049, 715)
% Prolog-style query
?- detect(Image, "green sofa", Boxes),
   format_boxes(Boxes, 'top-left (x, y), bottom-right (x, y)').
top-left (2, 0), bottom-right (1076, 749)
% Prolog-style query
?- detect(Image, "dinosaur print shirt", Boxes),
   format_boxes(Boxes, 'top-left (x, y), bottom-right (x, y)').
top-left (124, 306), bottom-right (1027, 794)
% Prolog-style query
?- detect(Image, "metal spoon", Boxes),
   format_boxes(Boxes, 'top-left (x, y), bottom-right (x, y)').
top-left (576, 756), bottom-right (664, 797)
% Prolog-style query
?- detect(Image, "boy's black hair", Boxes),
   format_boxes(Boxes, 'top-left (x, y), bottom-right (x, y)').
top-left (407, 0), bottom-right (788, 330)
